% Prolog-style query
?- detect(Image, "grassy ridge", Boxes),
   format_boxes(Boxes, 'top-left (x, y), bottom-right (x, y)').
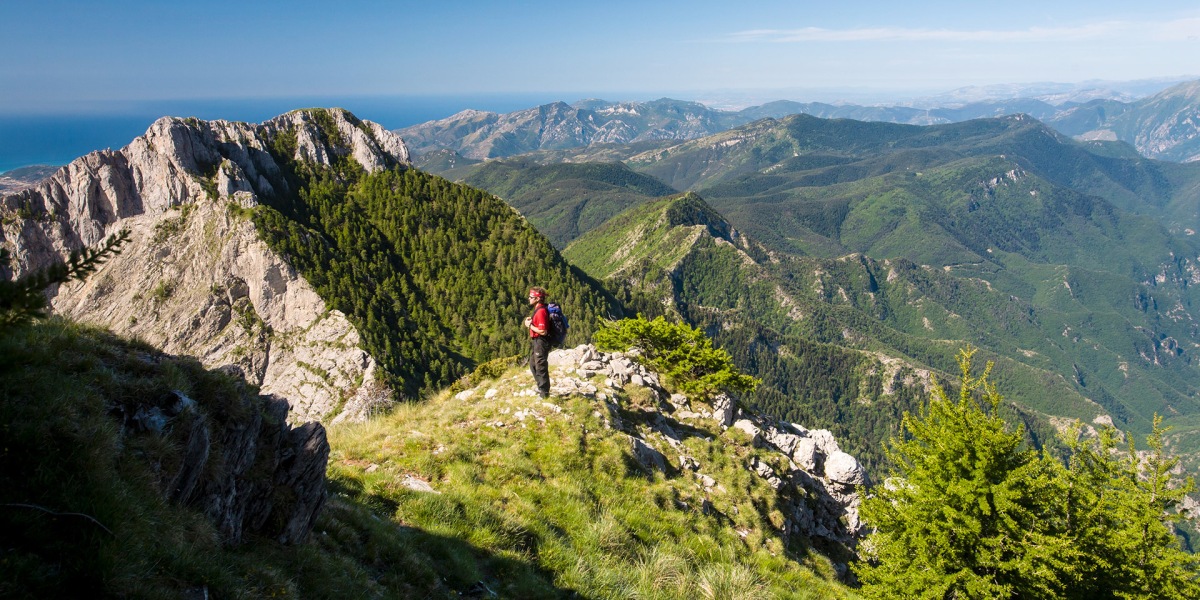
top-left (328, 361), bottom-right (856, 599)
top-left (0, 318), bottom-right (855, 598)
top-left (457, 160), bottom-right (678, 248)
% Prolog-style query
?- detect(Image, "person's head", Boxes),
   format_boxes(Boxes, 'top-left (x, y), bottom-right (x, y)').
top-left (528, 287), bottom-right (546, 305)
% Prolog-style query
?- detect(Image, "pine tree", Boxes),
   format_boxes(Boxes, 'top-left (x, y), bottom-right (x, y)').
top-left (855, 346), bottom-right (1200, 599)
top-left (0, 230), bottom-right (129, 327)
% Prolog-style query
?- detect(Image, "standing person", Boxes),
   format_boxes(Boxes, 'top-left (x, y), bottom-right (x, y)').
top-left (524, 286), bottom-right (551, 398)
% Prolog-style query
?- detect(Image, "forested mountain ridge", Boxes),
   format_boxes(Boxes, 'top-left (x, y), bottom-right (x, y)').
top-left (540, 114), bottom-right (1200, 469)
top-left (0, 108), bottom-right (620, 421)
top-left (0, 108), bottom-right (409, 422)
top-left (564, 193), bottom-right (1100, 468)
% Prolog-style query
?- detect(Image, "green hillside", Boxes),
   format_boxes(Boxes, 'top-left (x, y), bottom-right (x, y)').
top-left (629, 114), bottom-right (1200, 227)
top-left (1, 318), bottom-right (858, 599)
top-left (246, 112), bottom-right (622, 399)
top-left (564, 194), bottom-right (1092, 467)
top-left (562, 190), bottom-right (1200, 469)
top-left (424, 113), bottom-right (1200, 470)
top-left (615, 117), bottom-right (1200, 432)
top-left (456, 160), bottom-right (677, 248)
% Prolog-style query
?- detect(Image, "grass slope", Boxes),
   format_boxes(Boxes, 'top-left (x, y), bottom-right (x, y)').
top-left (0, 318), bottom-right (856, 599)
top-left (454, 160), bottom-right (678, 248)
top-left (328, 355), bottom-right (856, 599)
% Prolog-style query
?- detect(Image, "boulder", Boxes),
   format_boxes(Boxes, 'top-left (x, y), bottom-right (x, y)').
top-left (712, 393), bottom-right (737, 427)
top-left (825, 451), bottom-right (866, 486)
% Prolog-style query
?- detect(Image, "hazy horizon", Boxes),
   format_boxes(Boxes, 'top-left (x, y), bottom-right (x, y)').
top-left (0, 74), bottom-right (1194, 174)
top-left (2, 1), bottom-right (1197, 113)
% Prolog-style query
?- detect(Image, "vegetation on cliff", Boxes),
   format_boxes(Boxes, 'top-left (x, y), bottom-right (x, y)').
top-left (249, 130), bottom-right (620, 399)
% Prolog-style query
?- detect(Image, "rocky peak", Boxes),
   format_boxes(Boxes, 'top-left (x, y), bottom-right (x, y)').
top-left (1, 109), bottom-right (409, 424)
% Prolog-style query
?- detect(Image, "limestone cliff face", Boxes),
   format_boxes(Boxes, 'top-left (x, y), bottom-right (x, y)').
top-left (1, 109), bottom-right (409, 423)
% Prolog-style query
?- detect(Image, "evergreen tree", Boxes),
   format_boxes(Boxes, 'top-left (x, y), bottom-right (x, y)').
top-left (593, 314), bottom-right (757, 399)
top-left (855, 346), bottom-right (1076, 598)
top-left (855, 346), bottom-right (1199, 599)
top-left (1059, 417), bottom-right (1200, 599)
top-left (0, 230), bottom-right (129, 327)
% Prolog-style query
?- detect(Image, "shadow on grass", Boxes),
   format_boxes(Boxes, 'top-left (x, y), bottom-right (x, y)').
top-left (326, 477), bottom-right (595, 600)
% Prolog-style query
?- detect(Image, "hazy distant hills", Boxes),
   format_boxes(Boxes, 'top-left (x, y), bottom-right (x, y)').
top-left (400, 79), bottom-right (1200, 165)
top-left (399, 99), bottom-right (743, 160)
top-left (0, 164), bottom-right (57, 194)
top-left (1051, 80), bottom-right (1200, 162)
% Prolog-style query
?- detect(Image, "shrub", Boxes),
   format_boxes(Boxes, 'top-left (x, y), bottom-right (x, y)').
top-left (593, 314), bottom-right (757, 399)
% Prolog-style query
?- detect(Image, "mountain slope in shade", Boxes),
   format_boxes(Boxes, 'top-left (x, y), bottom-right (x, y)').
top-left (455, 159), bottom-right (677, 248)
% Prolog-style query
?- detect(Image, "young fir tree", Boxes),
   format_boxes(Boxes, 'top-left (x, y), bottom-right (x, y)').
top-left (0, 230), bottom-right (129, 327)
top-left (854, 347), bottom-right (1078, 598)
top-left (855, 346), bottom-right (1199, 599)
top-left (1058, 417), bottom-right (1199, 599)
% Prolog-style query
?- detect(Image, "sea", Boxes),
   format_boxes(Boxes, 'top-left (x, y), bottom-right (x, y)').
top-left (0, 93), bottom-right (593, 174)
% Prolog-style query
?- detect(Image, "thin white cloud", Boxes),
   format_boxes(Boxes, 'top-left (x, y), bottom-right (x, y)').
top-left (729, 18), bottom-right (1200, 44)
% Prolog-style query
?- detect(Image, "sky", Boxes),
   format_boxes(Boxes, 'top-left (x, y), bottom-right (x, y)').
top-left (1, 0), bottom-right (1198, 114)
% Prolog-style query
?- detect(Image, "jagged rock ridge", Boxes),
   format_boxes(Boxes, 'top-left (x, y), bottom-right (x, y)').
top-left (0, 108), bottom-right (409, 423)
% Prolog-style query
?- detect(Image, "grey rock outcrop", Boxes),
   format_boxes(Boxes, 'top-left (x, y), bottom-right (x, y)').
top-left (398, 98), bottom-right (732, 161)
top-left (115, 376), bottom-right (328, 545)
top-left (549, 344), bottom-right (869, 565)
top-left (0, 108), bottom-right (409, 423)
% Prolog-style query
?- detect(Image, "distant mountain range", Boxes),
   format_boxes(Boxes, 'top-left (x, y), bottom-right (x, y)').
top-left (401, 79), bottom-right (1200, 165)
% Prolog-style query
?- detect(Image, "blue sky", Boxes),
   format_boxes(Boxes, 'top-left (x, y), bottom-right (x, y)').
top-left (2, 0), bottom-right (1198, 112)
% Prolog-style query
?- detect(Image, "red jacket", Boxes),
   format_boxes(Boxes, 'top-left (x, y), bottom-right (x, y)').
top-left (529, 303), bottom-right (548, 338)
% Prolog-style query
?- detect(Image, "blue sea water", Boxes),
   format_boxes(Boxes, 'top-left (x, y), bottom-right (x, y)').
top-left (0, 93), bottom-right (583, 174)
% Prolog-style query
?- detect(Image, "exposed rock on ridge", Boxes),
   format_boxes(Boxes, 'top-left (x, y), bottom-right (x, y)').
top-left (0, 108), bottom-right (410, 423)
top-left (545, 345), bottom-right (868, 567)
top-left (398, 98), bottom-right (732, 160)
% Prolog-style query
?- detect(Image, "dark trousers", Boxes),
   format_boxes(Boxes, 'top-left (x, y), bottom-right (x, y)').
top-left (530, 336), bottom-right (551, 397)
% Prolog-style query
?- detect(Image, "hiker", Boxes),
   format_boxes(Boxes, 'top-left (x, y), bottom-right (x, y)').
top-left (524, 286), bottom-right (551, 398)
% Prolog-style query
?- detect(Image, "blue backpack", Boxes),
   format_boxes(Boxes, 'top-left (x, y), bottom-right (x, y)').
top-left (545, 303), bottom-right (569, 347)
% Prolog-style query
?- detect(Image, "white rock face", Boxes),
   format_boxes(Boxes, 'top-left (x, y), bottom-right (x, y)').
top-left (1, 109), bottom-right (410, 423)
top-left (825, 451), bottom-right (866, 486)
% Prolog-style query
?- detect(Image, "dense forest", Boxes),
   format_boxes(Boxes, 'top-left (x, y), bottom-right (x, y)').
top-left (248, 120), bottom-right (620, 398)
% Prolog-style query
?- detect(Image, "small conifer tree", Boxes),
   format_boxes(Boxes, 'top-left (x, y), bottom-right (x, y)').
top-left (593, 314), bottom-right (757, 399)
top-left (855, 346), bottom-right (1200, 599)
top-left (0, 230), bottom-right (129, 327)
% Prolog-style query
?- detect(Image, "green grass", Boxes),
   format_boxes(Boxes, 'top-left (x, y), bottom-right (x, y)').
top-left (1, 318), bottom-right (855, 599)
top-left (327, 362), bottom-right (857, 599)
